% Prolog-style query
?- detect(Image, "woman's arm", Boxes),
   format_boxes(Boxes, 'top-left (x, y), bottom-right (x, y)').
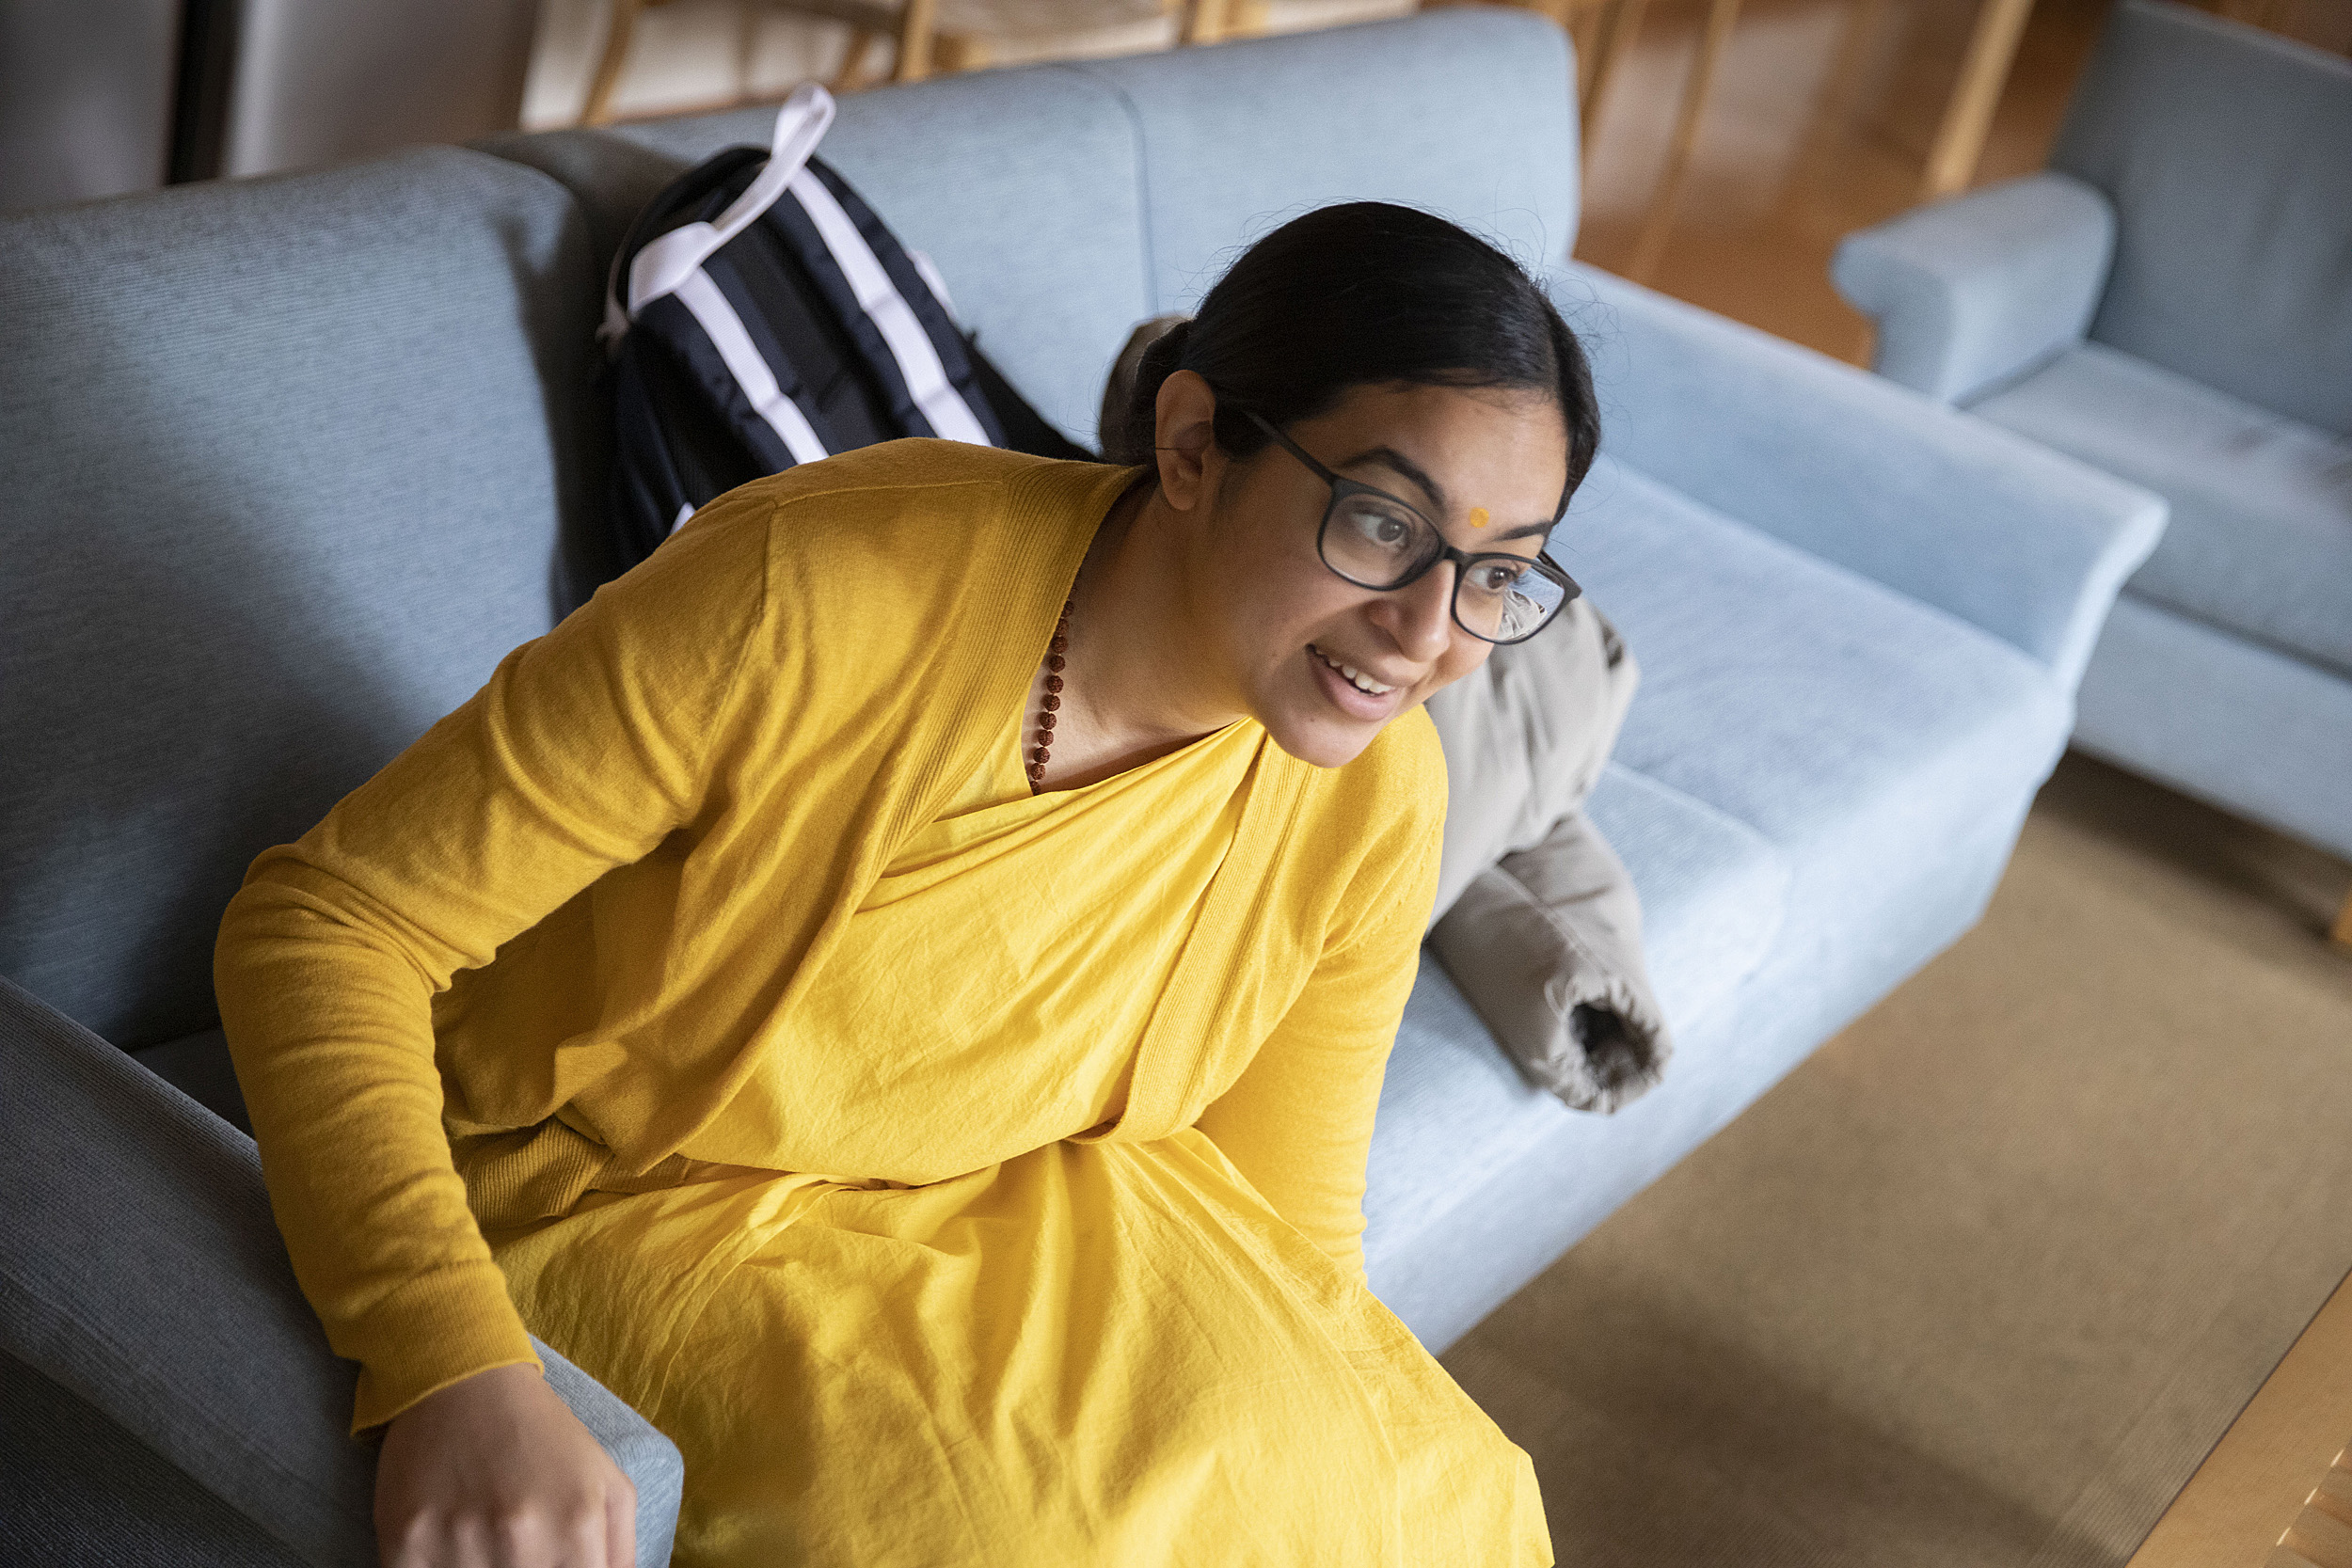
top-left (1193, 818), bottom-right (1440, 1279)
top-left (215, 496), bottom-right (771, 1433)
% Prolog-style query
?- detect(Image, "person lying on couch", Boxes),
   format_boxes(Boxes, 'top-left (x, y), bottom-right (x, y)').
top-left (215, 201), bottom-right (1597, 1568)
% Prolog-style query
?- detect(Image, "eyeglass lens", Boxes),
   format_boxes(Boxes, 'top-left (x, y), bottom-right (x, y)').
top-left (1321, 490), bottom-right (1568, 643)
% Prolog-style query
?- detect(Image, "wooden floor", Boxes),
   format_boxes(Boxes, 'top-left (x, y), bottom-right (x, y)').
top-left (1571, 0), bottom-right (2115, 363)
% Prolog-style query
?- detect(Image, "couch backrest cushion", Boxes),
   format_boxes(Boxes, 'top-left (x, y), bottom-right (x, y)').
top-left (0, 149), bottom-right (603, 1048)
top-left (485, 63), bottom-right (1153, 448)
top-left (1069, 9), bottom-right (1579, 313)
top-left (2050, 0), bottom-right (2352, 436)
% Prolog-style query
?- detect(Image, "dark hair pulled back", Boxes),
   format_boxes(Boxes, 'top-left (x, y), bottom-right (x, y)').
top-left (1113, 202), bottom-right (1598, 511)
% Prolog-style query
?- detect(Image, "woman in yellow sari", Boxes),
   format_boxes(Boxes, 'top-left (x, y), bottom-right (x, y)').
top-left (215, 202), bottom-right (1598, 1567)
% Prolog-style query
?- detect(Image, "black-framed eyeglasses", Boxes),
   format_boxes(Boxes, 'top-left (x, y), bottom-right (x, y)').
top-left (1241, 410), bottom-right (1581, 646)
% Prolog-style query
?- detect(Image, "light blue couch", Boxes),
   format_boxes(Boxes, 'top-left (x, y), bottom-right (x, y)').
top-left (0, 11), bottom-right (2160, 1560)
top-left (1833, 0), bottom-right (2352, 871)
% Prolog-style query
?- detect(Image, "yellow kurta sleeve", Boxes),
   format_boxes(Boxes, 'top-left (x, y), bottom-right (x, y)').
top-left (1194, 801), bottom-right (1442, 1280)
top-left (214, 498), bottom-right (771, 1432)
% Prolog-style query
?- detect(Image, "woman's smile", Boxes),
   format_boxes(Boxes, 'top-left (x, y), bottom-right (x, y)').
top-left (1308, 641), bottom-right (1408, 719)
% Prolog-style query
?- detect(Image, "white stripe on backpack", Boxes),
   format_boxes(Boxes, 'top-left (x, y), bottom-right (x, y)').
top-left (783, 169), bottom-right (993, 447)
top-left (672, 270), bottom-right (830, 466)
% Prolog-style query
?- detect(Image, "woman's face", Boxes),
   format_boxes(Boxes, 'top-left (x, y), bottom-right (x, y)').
top-left (1160, 374), bottom-right (1572, 770)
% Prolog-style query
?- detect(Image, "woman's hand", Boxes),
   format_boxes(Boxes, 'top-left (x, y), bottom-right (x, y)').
top-left (374, 1362), bottom-right (639, 1568)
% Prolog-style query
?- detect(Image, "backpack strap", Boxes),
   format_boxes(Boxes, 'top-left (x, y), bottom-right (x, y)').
top-left (604, 81), bottom-right (837, 343)
top-left (761, 160), bottom-right (1001, 449)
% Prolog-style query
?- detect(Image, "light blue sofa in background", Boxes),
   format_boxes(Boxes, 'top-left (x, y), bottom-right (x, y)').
top-left (1834, 0), bottom-right (2352, 876)
top-left (2, 10), bottom-right (2160, 1560)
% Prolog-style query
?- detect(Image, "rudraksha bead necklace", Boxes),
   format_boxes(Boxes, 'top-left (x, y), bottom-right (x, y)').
top-left (1027, 598), bottom-right (1073, 791)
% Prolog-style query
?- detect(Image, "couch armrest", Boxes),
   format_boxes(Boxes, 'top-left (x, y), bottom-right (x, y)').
top-left (1556, 261), bottom-right (2165, 689)
top-left (0, 975), bottom-right (683, 1568)
top-left (1830, 172), bottom-right (2115, 404)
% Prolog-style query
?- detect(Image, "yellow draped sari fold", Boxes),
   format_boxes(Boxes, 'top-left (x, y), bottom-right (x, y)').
top-left (216, 443), bottom-right (1549, 1564)
top-left (485, 717), bottom-right (1549, 1566)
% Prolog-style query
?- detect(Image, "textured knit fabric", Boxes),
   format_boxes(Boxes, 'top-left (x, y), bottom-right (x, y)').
top-left (2052, 0), bottom-right (2352, 436)
top-left (1829, 170), bottom-right (2116, 404)
top-left (0, 146), bottom-right (603, 1052)
top-left (215, 439), bottom-right (1546, 1562)
top-left (0, 974), bottom-right (686, 1567)
top-left (1969, 341), bottom-right (2352, 678)
top-left (2073, 594), bottom-right (2352, 861)
top-left (0, 1353), bottom-right (305, 1568)
top-left (1560, 263), bottom-right (2165, 690)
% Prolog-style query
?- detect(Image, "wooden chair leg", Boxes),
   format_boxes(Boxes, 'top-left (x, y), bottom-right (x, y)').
top-left (933, 33), bottom-right (990, 72)
top-left (1627, 0), bottom-right (1741, 281)
top-left (1180, 0), bottom-right (1230, 45)
top-left (1920, 0), bottom-right (2037, 198)
top-left (893, 0), bottom-right (939, 82)
top-left (1580, 0), bottom-right (1651, 154)
top-left (582, 0), bottom-right (646, 125)
top-left (1820, 0), bottom-right (1889, 121)
top-left (832, 26), bottom-right (877, 92)
top-left (734, 0), bottom-right (763, 103)
top-left (2331, 885), bottom-right (2352, 953)
top-left (1222, 0), bottom-right (1271, 35)
top-left (1569, 2), bottom-right (1608, 92)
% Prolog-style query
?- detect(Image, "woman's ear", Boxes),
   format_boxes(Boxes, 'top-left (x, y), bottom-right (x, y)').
top-left (1152, 371), bottom-right (1219, 514)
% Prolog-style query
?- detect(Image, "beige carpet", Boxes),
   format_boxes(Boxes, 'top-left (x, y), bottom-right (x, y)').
top-left (1444, 752), bottom-right (2352, 1567)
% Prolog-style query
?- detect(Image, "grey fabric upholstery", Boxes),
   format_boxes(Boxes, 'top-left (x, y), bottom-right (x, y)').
top-left (1565, 265), bottom-right (2162, 690)
top-left (1971, 342), bottom-right (2352, 678)
top-left (1066, 10), bottom-right (1581, 308)
top-left (134, 1027), bottom-right (251, 1135)
top-left (2072, 594), bottom-right (2352, 859)
top-left (0, 148), bottom-right (607, 1051)
top-left (1, 1353), bottom-right (305, 1568)
top-left (1829, 171), bottom-right (2116, 404)
top-left (2051, 0), bottom-right (2352, 436)
top-left (0, 974), bottom-right (685, 1567)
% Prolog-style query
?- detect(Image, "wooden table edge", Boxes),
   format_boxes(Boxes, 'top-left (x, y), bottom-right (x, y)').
top-left (2126, 1263), bottom-right (2352, 1568)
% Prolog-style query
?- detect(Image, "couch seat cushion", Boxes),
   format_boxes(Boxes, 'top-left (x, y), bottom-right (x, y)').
top-left (1366, 764), bottom-right (1788, 1259)
top-left (1556, 455), bottom-right (2070, 1058)
top-left (1368, 456), bottom-right (2070, 1267)
top-left (1970, 341), bottom-right (2352, 677)
top-left (1363, 458), bottom-right (2072, 1327)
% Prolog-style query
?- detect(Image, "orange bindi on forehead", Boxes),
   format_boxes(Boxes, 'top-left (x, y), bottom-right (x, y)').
top-left (1468, 507), bottom-right (1491, 530)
